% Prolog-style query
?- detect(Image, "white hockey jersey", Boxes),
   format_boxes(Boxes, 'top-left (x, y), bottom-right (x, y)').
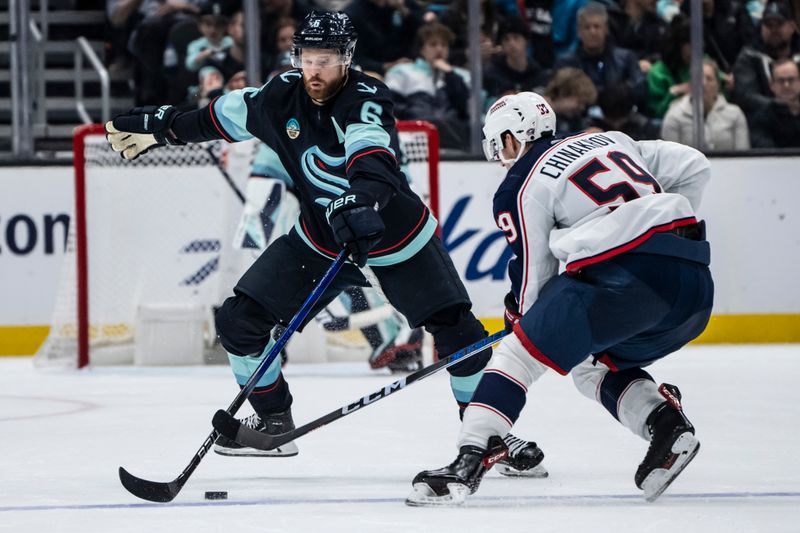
top-left (492, 131), bottom-right (711, 314)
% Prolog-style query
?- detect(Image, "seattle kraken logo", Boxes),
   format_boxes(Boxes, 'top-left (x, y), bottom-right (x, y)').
top-left (300, 146), bottom-right (348, 207)
top-left (286, 118), bottom-right (301, 139)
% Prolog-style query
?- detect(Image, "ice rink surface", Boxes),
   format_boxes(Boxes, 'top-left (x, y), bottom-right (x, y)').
top-left (1, 344), bottom-right (799, 533)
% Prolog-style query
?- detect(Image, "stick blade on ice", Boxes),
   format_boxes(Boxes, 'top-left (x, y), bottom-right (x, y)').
top-left (118, 466), bottom-right (181, 503)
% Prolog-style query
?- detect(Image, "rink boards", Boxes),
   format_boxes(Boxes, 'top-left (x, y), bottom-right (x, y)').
top-left (1, 154), bottom-right (799, 355)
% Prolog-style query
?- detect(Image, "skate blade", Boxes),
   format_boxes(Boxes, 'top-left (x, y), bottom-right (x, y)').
top-left (497, 463), bottom-right (549, 478)
top-left (642, 432), bottom-right (700, 502)
top-left (213, 441), bottom-right (299, 457)
top-left (405, 483), bottom-right (470, 507)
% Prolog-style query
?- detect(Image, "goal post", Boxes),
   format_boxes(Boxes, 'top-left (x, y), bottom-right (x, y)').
top-left (36, 121), bottom-right (440, 368)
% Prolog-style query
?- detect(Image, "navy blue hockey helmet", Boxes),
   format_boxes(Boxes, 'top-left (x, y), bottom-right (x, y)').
top-left (291, 11), bottom-right (358, 68)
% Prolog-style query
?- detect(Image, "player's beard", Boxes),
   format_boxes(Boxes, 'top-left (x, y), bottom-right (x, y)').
top-left (303, 72), bottom-right (346, 103)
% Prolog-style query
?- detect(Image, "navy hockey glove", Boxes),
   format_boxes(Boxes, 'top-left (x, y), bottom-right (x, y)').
top-left (105, 105), bottom-right (185, 160)
top-left (326, 192), bottom-right (385, 268)
top-left (504, 291), bottom-right (521, 332)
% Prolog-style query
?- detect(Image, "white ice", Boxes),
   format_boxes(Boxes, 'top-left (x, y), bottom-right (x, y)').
top-left (2, 344), bottom-right (799, 533)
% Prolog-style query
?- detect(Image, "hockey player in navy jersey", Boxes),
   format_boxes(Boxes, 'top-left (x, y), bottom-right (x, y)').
top-left (407, 92), bottom-right (714, 506)
top-left (104, 12), bottom-right (546, 474)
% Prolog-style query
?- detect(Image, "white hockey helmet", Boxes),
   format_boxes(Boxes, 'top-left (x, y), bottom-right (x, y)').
top-left (482, 91), bottom-right (556, 165)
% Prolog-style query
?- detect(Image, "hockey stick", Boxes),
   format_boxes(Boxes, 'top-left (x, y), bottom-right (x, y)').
top-left (211, 329), bottom-right (508, 451)
top-left (118, 249), bottom-right (349, 503)
top-left (205, 144), bottom-right (246, 203)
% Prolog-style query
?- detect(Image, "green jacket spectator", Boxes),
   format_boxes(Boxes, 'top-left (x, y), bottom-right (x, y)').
top-left (646, 60), bottom-right (690, 117)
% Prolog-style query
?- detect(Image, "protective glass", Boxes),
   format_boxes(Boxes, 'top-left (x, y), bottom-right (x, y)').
top-left (290, 48), bottom-right (350, 69)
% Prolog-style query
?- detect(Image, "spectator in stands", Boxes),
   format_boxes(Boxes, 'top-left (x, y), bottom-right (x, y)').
top-left (264, 17), bottom-right (297, 78)
top-left (646, 14), bottom-right (691, 117)
top-left (438, 0), bottom-right (505, 66)
top-left (384, 23), bottom-right (471, 148)
top-left (615, 0), bottom-right (668, 74)
top-left (197, 66), bottom-right (225, 106)
top-left (587, 84), bottom-right (661, 139)
top-left (124, 0), bottom-right (202, 104)
top-left (733, 0), bottom-right (800, 119)
top-left (749, 58), bottom-right (800, 147)
top-left (106, 0), bottom-right (145, 71)
top-left (552, 0), bottom-right (588, 59)
top-left (555, 2), bottom-right (647, 106)
top-left (679, 0), bottom-right (757, 73)
top-left (202, 9), bottom-right (246, 87)
top-left (185, 2), bottom-right (232, 72)
top-left (662, 59), bottom-right (750, 150)
top-left (543, 67), bottom-right (598, 133)
top-left (513, 0), bottom-right (556, 68)
top-left (656, 0), bottom-right (681, 22)
top-left (345, 0), bottom-right (422, 76)
top-left (194, 7), bottom-right (249, 106)
top-left (484, 18), bottom-right (548, 99)
top-left (260, 0), bottom-right (309, 60)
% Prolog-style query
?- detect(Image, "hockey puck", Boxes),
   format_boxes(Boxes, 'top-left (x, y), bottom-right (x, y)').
top-left (204, 491), bottom-right (228, 500)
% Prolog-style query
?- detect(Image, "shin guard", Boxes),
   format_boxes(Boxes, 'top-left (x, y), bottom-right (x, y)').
top-left (571, 359), bottom-right (663, 440)
top-left (227, 338), bottom-right (293, 415)
top-left (458, 333), bottom-right (548, 449)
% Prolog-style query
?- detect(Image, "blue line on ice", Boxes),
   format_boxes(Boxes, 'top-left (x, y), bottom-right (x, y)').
top-left (2, 492), bottom-right (799, 512)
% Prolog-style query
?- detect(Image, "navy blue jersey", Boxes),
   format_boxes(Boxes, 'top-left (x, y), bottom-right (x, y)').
top-left (207, 69), bottom-right (436, 266)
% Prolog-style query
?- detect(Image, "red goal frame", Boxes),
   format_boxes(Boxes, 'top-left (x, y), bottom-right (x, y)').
top-left (70, 121), bottom-right (439, 368)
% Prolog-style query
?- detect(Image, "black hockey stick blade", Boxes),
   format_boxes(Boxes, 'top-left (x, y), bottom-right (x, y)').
top-left (212, 330), bottom-right (508, 451)
top-left (117, 252), bottom-right (349, 503)
top-left (118, 466), bottom-right (182, 503)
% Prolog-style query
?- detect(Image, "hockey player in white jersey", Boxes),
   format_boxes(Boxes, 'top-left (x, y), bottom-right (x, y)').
top-left (407, 92), bottom-right (713, 506)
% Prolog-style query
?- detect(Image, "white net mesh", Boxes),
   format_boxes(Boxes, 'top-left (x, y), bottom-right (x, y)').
top-left (35, 122), bottom-right (438, 368)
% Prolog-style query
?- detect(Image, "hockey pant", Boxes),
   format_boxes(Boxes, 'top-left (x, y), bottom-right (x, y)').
top-left (458, 334), bottom-right (665, 449)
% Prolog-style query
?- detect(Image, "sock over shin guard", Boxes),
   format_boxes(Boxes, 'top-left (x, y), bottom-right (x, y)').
top-left (458, 333), bottom-right (548, 449)
top-left (227, 338), bottom-right (293, 415)
top-left (571, 359), bottom-right (663, 440)
top-left (427, 307), bottom-right (493, 408)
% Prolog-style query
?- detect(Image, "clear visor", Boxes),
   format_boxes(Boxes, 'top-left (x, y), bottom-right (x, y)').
top-left (291, 48), bottom-right (351, 69)
top-left (482, 137), bottom-right (500, 162)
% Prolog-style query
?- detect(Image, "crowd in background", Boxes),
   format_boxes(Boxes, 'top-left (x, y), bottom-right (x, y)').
top-left (104, 0), bottom-right (800, 150)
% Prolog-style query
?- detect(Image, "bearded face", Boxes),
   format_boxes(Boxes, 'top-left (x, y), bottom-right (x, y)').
top-left (299, 49), bottom-right (348, 103)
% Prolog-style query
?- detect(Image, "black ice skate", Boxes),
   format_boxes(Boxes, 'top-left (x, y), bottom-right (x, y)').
top-left (406, 436), bottom-right (509, 506)
top-left (635, 384), bottom-right (700, 501)
top-left (497, 434), bottom-right (548, 478)
top-left (369, 327), bottom-right (424, 373)
top-left (214, 409), bottom-right (299, 457)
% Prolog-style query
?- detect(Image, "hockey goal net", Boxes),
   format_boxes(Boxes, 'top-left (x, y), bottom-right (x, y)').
top-left (35, 121), bottom-right (439, 368)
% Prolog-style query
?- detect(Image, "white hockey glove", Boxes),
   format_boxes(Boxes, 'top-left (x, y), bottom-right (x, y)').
top-left (233, 177), bottom-right (298, 251)
top-left (105, 105), bottom-right (184, 160)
